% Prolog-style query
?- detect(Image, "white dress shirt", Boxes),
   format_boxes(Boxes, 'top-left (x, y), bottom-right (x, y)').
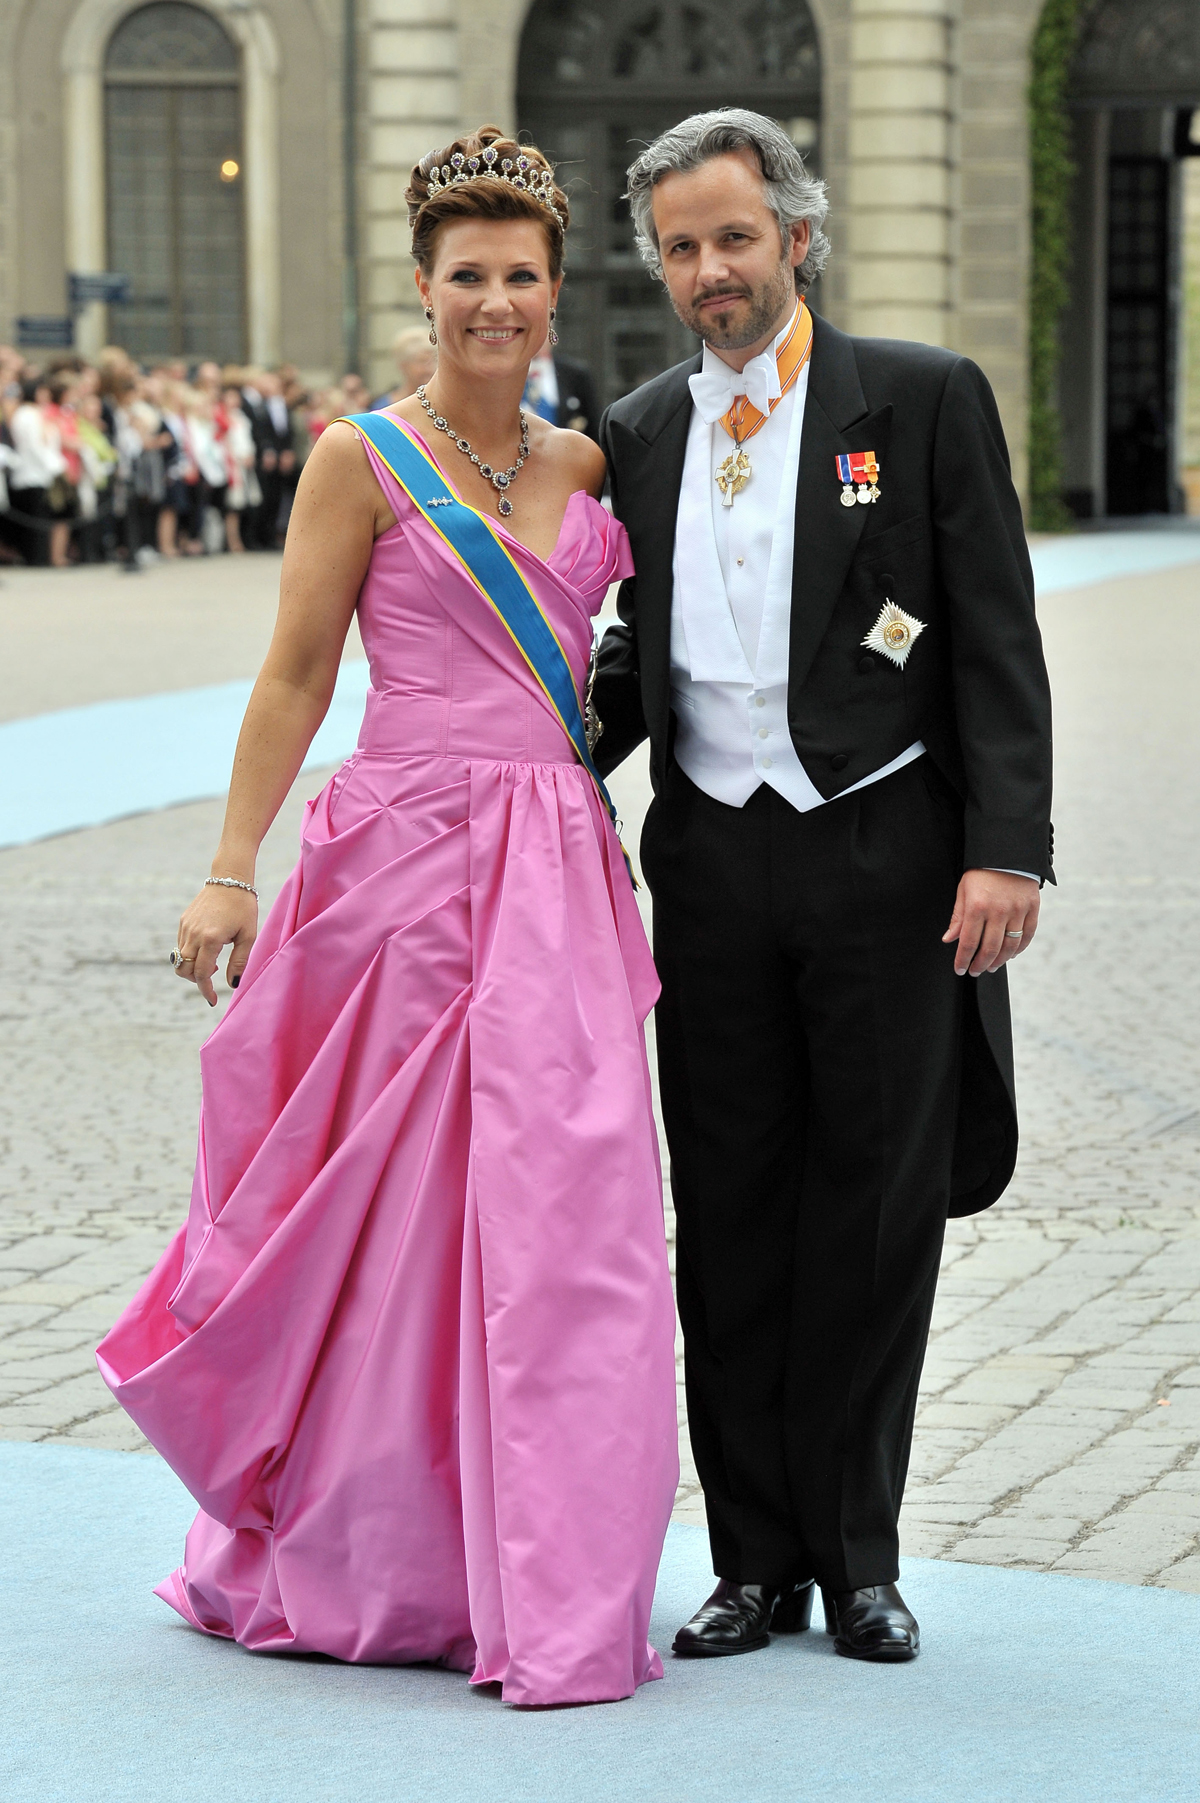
top-left (9, 404), bottom-right (67, 491)
top-left (669, 316), bottom-right (923, 812)
top-left (523, 351), bottom-right (559, 422)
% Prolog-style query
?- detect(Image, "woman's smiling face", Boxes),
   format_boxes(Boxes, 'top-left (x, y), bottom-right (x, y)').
top-left (417, 217), bottom-right (561, 380)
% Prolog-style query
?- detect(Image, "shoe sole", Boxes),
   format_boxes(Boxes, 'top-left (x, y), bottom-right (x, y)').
top-left (832, 1640), bottom-right (919, 1663)
top-left (671, 1633), bottom-right (771, 1658)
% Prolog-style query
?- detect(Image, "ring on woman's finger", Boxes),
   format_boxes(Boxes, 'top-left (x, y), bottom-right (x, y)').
top-left (170, 948), bottom-right (195, 970)
top-left (1004, 931), bottom-right (1024, 940)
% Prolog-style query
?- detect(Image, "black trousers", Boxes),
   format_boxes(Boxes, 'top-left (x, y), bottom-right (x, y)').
top-left (7, 486), bottom-right (51, 566)
top-left (247, 466), bottom-right (282, 549)
top-left (641, 757), bottom-right (965, 1594)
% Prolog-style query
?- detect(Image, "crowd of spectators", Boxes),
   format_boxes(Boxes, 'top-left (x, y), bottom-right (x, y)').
top-left (0, 340), bottom-right (424, 571)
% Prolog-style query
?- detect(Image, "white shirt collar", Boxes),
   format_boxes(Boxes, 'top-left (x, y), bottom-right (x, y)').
top-left (687, 302), bottom-right (801, 425)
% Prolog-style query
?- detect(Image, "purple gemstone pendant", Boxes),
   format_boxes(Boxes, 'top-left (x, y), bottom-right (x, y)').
top-left (497, 497), bottom-right (514, 517)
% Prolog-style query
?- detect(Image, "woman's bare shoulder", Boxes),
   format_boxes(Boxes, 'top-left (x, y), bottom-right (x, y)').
top-left (301, 421), bottom-right (380, 497)
top-left (294, 420), bottom-right (395, 532)
top-left (540, 424), bottom-right (607, 499)
top-left (309, 418), bottom-right (370, 465)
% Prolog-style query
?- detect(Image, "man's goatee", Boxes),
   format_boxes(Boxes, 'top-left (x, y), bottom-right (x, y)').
top-left (676, 260), bottom-right (797, 350)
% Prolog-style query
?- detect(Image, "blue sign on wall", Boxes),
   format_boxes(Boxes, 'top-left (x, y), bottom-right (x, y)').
top-left (68, 272), bottom-right (131, 307)
top-left (16, 316), bottom-right (75, 348)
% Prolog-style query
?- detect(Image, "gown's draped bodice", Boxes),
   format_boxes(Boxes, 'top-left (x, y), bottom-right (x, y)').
top-left (96, 421), bottom-right (678, 1710)
top-left (355, 482), bottom-right (630, 766)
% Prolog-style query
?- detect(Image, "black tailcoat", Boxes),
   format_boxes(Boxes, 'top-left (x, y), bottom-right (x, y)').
top-left (552, 352), bottom-right (601, 444)
top-left (594, 314), bottom-right (1054, 1219)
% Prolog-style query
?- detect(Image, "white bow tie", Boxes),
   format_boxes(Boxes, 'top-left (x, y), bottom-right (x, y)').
top-left (688, 342), bottom-right (782, 426)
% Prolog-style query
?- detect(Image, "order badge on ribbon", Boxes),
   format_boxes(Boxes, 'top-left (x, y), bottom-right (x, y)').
top-left (837, 450), bottom-right (880, 507)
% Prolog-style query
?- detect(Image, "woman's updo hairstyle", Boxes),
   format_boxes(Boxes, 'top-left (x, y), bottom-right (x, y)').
top-left (407, 125), bottom-right (569, 279)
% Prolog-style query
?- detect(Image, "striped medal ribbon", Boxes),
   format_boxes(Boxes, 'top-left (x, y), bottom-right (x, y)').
top-left (714, 298), bottom-right (814, 508)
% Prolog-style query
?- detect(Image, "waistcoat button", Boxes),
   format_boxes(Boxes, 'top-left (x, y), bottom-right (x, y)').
top-left (830, 753), bottom-right (849, 772)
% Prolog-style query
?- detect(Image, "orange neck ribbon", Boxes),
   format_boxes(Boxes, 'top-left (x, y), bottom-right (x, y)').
top-left (717, 300), bottom-right (814, 447)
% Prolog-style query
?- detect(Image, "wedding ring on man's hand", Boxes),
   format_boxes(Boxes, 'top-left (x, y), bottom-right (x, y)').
top-left (1004, 931), bottom-right (1024, 940)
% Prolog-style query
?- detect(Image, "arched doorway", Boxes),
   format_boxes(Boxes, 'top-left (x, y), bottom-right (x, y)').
top-left (1061, 0), bottom-right (1200, 516)
top-left (104, 2), bottom-right (246, 362)
top-left (517, 0), bottom-right (821, 407)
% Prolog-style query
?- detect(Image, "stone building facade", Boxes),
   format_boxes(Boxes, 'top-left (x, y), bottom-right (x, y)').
top-left (1, 0), bottom-right (1197, 511)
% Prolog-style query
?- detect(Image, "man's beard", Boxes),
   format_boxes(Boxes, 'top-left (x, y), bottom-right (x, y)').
top-left (673, 258), bottom-right (796, 350)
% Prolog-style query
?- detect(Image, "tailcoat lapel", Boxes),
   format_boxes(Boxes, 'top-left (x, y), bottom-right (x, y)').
top-left (607, 356), bottom-right (698, 755)
top-left (788, 316), bottom-right (893, 700)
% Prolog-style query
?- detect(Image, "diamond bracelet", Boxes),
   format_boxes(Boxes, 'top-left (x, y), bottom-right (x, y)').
top-left (205, 876), bottom-right (259, 899)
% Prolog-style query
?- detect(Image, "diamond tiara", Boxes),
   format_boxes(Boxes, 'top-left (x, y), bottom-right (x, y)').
top-left (425, 147), bottom-right (564, 226)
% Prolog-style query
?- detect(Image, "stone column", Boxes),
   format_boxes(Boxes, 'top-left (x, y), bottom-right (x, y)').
top-left (62, 65), bottom-right (106, 358)
top-left (0, 8), bottom-right (18, 362)
top-left (955, 0), bottom-right (1042, 502)
top-left (360, 0), bottom-right (460, 394)
top-left (240, 10), bottom-right (282, 369)
top-left (844, 0), bottom-right (955, 345)
top-left (458, 0), bottom-right (525, 137)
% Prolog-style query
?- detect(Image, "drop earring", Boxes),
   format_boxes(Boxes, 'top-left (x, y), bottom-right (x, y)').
top-left (425, 305), bottom-right (437, 346)
top-left (548, 306), bottom-right (559, 348)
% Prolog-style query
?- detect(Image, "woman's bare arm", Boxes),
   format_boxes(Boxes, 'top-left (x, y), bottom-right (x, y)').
top-left (175, 425), bottom-right (390, 1004)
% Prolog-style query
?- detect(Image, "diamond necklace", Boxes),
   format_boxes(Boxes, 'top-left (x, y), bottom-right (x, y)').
top-left (415, 384), bottom-right (529, 518)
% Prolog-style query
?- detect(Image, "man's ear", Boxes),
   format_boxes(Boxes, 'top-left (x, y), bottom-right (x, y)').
top-left (789, 220), bottom-right (811, 272)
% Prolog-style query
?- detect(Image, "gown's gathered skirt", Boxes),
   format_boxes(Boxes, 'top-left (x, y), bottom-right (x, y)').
top-left (97, 426), bottom-right (679, 1706)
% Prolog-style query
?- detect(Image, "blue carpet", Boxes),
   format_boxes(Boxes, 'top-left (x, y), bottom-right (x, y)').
top-left (1, 1444), bottom-right (1196, 1802)
top-left (1028, 528), bottom-right (1200, 593)
top-left (0, 660), bottom-right (370, 849)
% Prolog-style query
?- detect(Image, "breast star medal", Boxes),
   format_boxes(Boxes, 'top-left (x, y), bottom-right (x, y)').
top-left (836, 451), bottom-right (881, 506)
top-left (862, 600), bottom-right (926, 669)
top-left (716, 444), bottom-right (753, 507)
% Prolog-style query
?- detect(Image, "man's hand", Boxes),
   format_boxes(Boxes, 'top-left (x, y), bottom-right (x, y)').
top-left (942, 870), bottom-right (1040, 977)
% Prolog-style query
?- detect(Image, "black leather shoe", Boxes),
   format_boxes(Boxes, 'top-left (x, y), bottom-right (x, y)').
top-left (822, 1584), bottom-right (919, 1662)
top-left (672, 1578), bottom-right (815, 1658)
top-left (770, 1578), bottom-right (817, 1634)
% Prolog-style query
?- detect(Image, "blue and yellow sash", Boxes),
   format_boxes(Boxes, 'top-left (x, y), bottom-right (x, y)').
top-left (341, 411), bottom-right (633, 883)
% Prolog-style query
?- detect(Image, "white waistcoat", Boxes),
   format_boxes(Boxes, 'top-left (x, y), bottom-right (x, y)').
top-left (669, 332), bottom-right (923, 812)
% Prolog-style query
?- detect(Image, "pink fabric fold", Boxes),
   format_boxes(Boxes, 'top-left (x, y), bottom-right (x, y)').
top-left (98, 447), bottom-right (677, 1707)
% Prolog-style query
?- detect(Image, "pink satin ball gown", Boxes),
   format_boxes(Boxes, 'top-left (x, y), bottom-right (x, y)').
top-left (97, 421), bottom-right (680, 1707)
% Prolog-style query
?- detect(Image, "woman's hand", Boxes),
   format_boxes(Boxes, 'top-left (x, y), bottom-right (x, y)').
top-left (174, 884), bottom-right (259, 1007)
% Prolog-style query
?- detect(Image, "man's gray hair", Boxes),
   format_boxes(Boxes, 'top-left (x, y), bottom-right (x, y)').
top-left (626, 108), bottom-right (830, 291)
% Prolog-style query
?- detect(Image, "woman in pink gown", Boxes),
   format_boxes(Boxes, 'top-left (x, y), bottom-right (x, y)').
top-left (97, 127), bottom-right (679, 1707)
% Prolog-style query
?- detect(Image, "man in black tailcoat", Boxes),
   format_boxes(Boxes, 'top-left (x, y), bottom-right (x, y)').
top-left (551, 351), bottom-right (601, 441)
top-left (593, 110), bottom-right (1053, 1664)
top-left (523, 336), bottom-right (602, 443)
top-left (242, 371), bottom-right (292, 550)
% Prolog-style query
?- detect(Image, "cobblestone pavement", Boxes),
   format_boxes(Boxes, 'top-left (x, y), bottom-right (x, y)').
top-left (2, 554), bottom-right (1200, 1593)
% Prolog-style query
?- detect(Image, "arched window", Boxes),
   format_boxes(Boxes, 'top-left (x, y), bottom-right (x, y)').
top-left (105, 2), bottom-right (245, 362)
top-left (518, 0), bottom-right (821, 405)
top-left (1071, 0), bottom-right (1200, 106)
